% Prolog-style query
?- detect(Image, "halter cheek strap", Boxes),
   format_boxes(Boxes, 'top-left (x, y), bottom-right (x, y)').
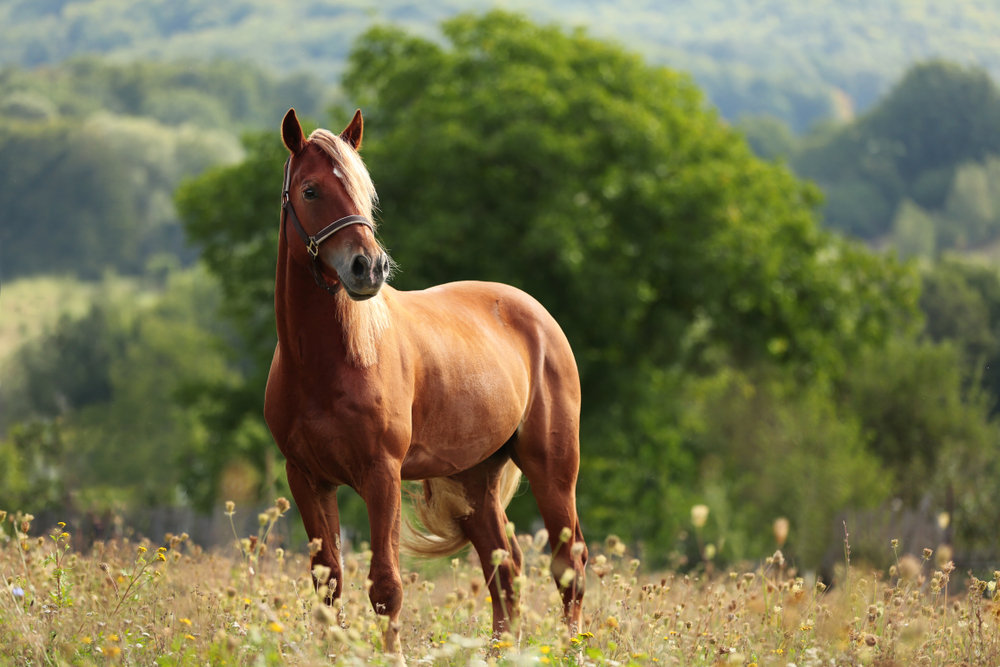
top-left (281, 156), bottom-right (375, 294)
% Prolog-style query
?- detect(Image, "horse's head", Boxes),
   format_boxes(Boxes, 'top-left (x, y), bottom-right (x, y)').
top-left (281, 108), bottom-right (392, 300)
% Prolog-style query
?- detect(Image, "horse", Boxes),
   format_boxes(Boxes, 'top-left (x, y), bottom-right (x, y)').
top-left (263, 108), bottom-right (588, 653)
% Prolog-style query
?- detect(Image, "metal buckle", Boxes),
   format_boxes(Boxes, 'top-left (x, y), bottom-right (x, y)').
top-left (306, 239), bottom-right (320, 258)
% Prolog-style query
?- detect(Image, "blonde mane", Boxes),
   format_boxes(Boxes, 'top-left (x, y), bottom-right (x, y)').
top-left (308, 128), bottom-right (389, 367)
top-left (307, 128), bottom-right (378, 222)
top-left (334, 289), bottom-right (390, 368)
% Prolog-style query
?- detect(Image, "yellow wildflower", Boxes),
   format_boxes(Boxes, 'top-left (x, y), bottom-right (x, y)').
top-left (268, 622), bottom-right (284, 633)
top-left (179, 618), bottom-right (192, 626)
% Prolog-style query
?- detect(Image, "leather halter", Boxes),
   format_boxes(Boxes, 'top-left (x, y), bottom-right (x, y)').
top-left (281, 155), bottom-right (375, 295)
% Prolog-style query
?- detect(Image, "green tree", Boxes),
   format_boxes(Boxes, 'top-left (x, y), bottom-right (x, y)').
top-left (0, 267), bottom-right (236, 511)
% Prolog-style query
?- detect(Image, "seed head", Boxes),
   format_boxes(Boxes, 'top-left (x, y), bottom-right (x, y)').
top-left (225, 501), bottom-right (235, 516)
top-left (773, 517), bottom-right (789, 547)
top-left (571, 542), bottom-right (585, 559)
top-left (308, 538), bottom-right (323, 557)
top-left (559, 527), bottom-right (572, 543)
top-left (491, 548), bottom-right (509, 566)
top-left (865, 633), bottom-right (877, 647)
top-left (275, 497), bottom-right (290, 514)
top-left (312, 603), bottom-right (336, 625)
top-left (691, 504), bottom-right (709, 528)
top-left (923, 548), bottom-right (933, 560)
top-left (312, 565), bottom-right (332, 585)
top-left (534, 529), bottom-right (549, 550)
top-left (505, 522), bottom-right (515, 539)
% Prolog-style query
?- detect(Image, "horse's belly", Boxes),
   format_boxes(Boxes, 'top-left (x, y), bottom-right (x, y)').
top-left (400, 366), bottom-right (527, 480)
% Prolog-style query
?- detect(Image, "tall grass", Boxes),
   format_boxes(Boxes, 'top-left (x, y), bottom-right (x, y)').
top-left (1, 506), bottom-right (998, 666)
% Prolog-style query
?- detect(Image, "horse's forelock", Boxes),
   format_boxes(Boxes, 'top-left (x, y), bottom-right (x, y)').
top-left (307, 129), bottom-right (378, 223)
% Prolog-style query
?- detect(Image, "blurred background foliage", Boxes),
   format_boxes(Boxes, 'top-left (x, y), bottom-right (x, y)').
top-left (4, 3), bottom-right (1000, 573)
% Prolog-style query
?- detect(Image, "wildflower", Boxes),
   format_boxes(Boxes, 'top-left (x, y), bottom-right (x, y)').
top-left (605, 616), bottom-right (619, 628)
top-left (865, 634), bottom-right (877, 647)
top-left (12, 587), bottom-right (24, 598)
top-left (268, 622), bottom-right (284, 633)
top-left (571, 542), bottom-right (585, 559)
top-left (104, 646), bottom-right (121, 659)
top-left (491, 549), bottom-right (509, 566)
top-left (891, 539), bottom-right (899, 549)
top-left (313, 604), bottom-right (336, 625)
top-left (275, 497), bottom-right (291, 514)
top-left (312, 565), bottom-right (332, 585)
top-left (534, 529), bottom-right (549, 549)
top-left (540, 646), bottom-right (551, 654)
top-left (225, 501), bottom-right (236, 516)
top-left (137, 546), bottom-right (147, 555)
top-left (156, 553), bottom-right (166, 562)
top-left (923, 548), bottom-right (933, 560)
top-left (82, 636), bottom-right (92, 644)
top-left (773, 517), bottom-right (789, 546)
top-left (505, 521), bottom-right (515, 539)
top-left (691, 504), bottom-right (709, 528)
top-left (180, 618), bottom-right (192, 626)
top-left (308, 538), bottom-right (323, 557)
top-left (560, 570), bottom-right (576, 587)
top-left (258, 513), bottom-right (269, 527)
top-left (559, 527), bottom-right (572, 543)
top-left (266, 507), bottom-right (281, 523)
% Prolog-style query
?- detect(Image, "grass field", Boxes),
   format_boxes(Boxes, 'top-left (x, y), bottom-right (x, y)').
top-left (1, 505), bottom-right (998, 666)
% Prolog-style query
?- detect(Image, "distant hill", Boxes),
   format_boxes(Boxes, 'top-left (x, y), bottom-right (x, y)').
top-left (3, 1), bottom-right (1000, 130)
top-left (0, 58), bottom-right (327, 279)
top-left (786, 61), bottom-right (1000, 256)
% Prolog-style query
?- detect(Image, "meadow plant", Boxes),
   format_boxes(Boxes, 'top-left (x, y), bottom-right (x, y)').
top-left (2, 505), bottom-right (1000, 666)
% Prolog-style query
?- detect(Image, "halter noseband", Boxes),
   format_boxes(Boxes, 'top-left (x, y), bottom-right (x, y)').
top-left (281, 155), bottom-right (375, 295)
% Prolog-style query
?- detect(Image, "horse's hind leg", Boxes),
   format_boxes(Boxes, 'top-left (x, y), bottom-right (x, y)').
top-left (450, 453), bottom-right (522, 636)
top-left (510, 396), bottom-right (588, 630)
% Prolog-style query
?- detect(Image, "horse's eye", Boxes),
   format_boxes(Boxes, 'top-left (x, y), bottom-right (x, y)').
top-left (303, 187), bottom-right (317, 200)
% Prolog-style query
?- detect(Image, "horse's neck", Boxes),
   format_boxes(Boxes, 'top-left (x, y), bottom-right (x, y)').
top-left (274, 236), bottom-right (389, 372)
top-left (274, 235), bottom-right (349, 372)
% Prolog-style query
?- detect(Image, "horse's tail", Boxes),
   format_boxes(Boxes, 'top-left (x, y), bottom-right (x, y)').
top-left (401, 461), bottom-right (522, 559)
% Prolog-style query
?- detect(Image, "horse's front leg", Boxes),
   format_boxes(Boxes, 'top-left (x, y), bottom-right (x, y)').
top-left (359, 461), bottom-right (404, 655)
top-left (286, 461), bottom-right (344, 604)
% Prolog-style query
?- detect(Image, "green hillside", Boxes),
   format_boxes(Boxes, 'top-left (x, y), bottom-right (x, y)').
top-left (4, 0), bottom-right (1000, 129)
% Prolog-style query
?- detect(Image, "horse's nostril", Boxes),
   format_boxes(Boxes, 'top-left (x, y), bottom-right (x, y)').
top-left (351, 255), bottom-right (370, 279)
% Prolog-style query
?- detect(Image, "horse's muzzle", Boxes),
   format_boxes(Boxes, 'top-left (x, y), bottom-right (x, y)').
top-left (339, 252), bottom-right (391, 300)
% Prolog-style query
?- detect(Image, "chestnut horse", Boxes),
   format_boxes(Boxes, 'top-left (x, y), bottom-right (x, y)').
top-left (263, 109), bottom-right (587, 652)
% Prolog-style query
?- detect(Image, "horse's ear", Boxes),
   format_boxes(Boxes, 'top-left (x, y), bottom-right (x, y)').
top-left (340, 109), bottom-right (363, 150)
top-left (282, 108), bottom-right (305, 153)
